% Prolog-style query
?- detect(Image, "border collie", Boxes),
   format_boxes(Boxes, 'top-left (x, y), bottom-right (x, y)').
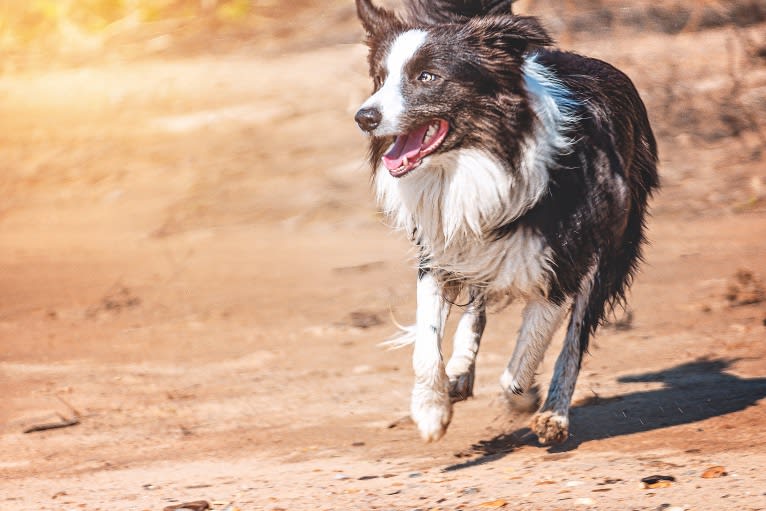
top-left (354, 0), bottom-right (659, 443)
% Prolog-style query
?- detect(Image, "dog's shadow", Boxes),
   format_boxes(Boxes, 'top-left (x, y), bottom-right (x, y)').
top-left (445, 358), bottom-right (766, 471)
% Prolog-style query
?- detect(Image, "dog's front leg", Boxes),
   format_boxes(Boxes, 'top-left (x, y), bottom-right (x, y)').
top-left (411, 269), bottom-right (453, 442)
top-left (446, 292), bottom-right (486, 403)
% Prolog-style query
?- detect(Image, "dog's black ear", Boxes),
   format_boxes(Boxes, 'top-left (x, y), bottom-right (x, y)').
top-left (356, 0), bottom-right (399, 37)
top-left (406, 0), bottom-right (515, 24)
top-left (464, 15), bottom-right (553, 56)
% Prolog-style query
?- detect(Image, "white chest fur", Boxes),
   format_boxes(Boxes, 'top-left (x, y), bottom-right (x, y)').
top-left (375, 148), bottom-right (554, 297)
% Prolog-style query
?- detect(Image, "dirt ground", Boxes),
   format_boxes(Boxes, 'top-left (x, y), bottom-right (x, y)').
top-left (1, 2), bottom-right (766, 510)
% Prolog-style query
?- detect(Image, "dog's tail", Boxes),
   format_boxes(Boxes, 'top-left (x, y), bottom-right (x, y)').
top-left (405, 0), bottom-right (515, 24)
top-left (375, 307), bottom-right (417, 349)
top-left (379, 324), bottom-right (417, 350)
top-left (577, 122), bottom-right (659, 365)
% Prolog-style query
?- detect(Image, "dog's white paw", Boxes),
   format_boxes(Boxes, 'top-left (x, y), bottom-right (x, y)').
top-left (532, 410), bottom-right (570, 445)
top-left (411, 383), bottom-right (453, 442)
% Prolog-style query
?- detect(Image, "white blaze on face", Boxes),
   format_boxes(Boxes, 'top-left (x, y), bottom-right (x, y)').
top-left (361, 29), bottom-right (428, 136)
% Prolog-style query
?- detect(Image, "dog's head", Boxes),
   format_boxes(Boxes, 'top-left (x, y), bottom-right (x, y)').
top-left (354, 0), bottom-right (553, 178)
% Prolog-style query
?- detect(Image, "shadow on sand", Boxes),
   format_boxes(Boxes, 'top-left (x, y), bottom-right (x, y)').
top-left (445, 358), bottom-right (766, 471)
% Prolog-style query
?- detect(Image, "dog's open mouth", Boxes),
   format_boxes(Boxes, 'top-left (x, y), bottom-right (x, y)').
top-left (382, 119), bottom-right (449, 177)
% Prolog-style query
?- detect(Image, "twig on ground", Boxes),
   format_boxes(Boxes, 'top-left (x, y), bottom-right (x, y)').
top-left (23, 414), bottom-right (80, 434)
top-left (23, 393), bottom-right (82, 434)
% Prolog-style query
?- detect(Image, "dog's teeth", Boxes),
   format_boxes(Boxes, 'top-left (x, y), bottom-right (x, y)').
top-left (425, 123), bottom-right (437, 141)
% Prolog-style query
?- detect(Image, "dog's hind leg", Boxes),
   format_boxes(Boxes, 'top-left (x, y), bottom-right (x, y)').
top-left (532, 265), bottom-right (598, 444)
top-left (446, 292), bottom-right (486, 403)
top-left (411, 270), bottom-right (454, 442)
top-left (500, 298), bottom-right (569, 412)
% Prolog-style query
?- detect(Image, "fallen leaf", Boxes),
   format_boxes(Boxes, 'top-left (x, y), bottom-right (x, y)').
top-left (701, 466), bottom-right (728, 478)
top-left (640, 474), bottom-right (675, 489)
top-left (479, 499), bottom-right (507, 508)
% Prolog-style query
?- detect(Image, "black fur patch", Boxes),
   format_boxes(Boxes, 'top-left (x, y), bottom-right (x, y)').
top-left (404, 0), bottom-right (515, 24)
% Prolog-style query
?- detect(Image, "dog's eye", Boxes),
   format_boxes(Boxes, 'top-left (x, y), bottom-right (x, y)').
top-left (417, 71), bottom-right (437, 82)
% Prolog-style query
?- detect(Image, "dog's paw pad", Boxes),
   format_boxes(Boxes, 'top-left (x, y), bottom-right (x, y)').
top-left (411, 387), bottom-right (452, 442)
top-left (448, 370), bottom-right (475, 403)
top-left (531, 410), bottom-right (569, 445)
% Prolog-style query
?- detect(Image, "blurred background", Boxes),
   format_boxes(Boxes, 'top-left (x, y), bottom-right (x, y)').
top-left (1, 1), bottom-right (765, 508)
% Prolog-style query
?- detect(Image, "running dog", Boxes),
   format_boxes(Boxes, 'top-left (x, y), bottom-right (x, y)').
top-left (353, 0), bottom-right (659, 443)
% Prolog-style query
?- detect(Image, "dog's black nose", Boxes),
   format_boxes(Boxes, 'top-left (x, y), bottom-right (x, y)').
top-left (355, 107), bottom-right (382, 132)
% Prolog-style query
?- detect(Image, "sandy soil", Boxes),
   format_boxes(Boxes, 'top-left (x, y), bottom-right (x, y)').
top-left (1, 2), bottom-right (766, 510)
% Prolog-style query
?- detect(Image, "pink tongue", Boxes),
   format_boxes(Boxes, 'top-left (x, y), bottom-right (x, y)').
top-left (382, 124), bottom-right (430, 171)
